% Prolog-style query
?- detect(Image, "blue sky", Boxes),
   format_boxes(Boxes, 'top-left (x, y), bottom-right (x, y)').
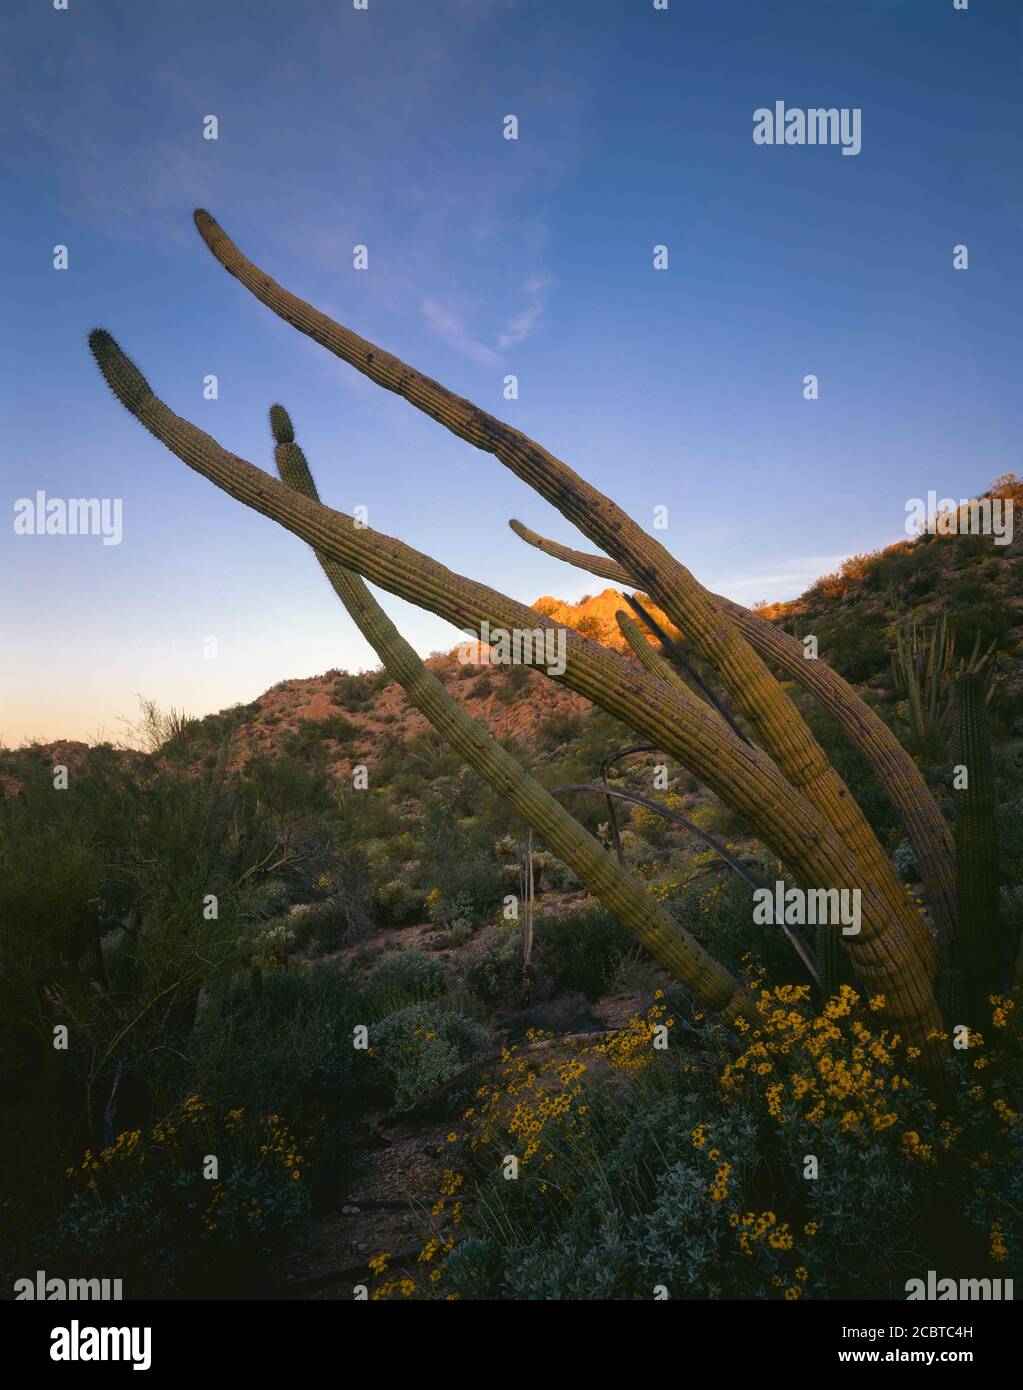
top-left (2, 0), bottom-right (1020, 746)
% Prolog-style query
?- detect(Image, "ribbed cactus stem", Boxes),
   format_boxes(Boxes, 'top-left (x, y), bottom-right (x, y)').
top-left (616, 610), bottom-right (703, 702)
top-left (939, 964), bottom-right (962, 1031)
top-left (190, 210), bottom-right (937, 982)
top-left (86, 328), bottom-right (947, 1075)
top-left (954, 673), bottom-right (1001, 1027)
top-left (270, 411), bottom-right (757, 1025)
top-left (508, 518), bottom-right (958, 948)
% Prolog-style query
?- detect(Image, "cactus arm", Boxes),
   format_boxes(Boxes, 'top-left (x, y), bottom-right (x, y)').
top-left (621, 595), bottom-right (753, 745)
top-left (87, 329), bottom-right (946, 1069)
top-left (509, 517), bottom-right (958, 944)
top-left (616, 609), bottom-right (702, 700)
top-left (190, 209), bottom-right (936, 974)
top-left (267, 405), bottom-right (756, 1024)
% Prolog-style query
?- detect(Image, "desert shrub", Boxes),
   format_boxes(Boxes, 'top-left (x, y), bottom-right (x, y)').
top-left (431, 990), bottom-right (1023, 1301)
top-left (539, 712), bottom-right (585, 749)
top-left (652, 872), bottom-right (801, 986)
top-left (543, 856), bottom-right (583, 892)
top-left (534, 904), bottom-right (634, 999)
top-left (470, 674), bottom-right (494, 700)
top-left (0, 747), bottom-right (277, 1220)
top-left (371, 876), bottom-right (424, 925)
top-left (331, 670), bottom-right (389, 711)
top-left (14, 1097), bottom-right (311, 1297)
top-left (414, 796), bottom-right (505, 924)
top-left (365, 948), bottom-right (446, 1003)
top-left (371, 1003), bottom-right (491, 1111)
top-left (817, 611), bottom-right (889, 683)
top-left (496, 664), bottom-right (531, 703)
top-left (288, 871), bottom-right (373, 951)
top-left (465, 928), bottom-right (527, 1007)
top-left (283, 714), bottom-right (359, 761)
top-left (424, 887), bottom-right (476, 936)
top-left (892, 838), bottom-right (919, 882)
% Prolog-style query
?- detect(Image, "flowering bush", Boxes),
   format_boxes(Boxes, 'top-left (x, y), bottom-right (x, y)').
top-left (385, 988), bottom-right (1022, 1300)
top-left (40, 1095), bottom-right (311, 1295)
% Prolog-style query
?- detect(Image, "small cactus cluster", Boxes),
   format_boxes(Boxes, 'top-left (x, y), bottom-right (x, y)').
top-left (891, 615), bottom-right (995, 753)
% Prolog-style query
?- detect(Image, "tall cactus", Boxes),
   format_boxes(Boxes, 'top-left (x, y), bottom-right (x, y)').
top-left (191, 209), bottom-right (938, 982)
top-left (954, 672), bottom-right (1001, 1027)
top-left (267, 402), bottom-right (756, 1024)
top-left (85, 203), bottom-right (953, 1076)
top-left (508, 518), bottom-right (958, 945)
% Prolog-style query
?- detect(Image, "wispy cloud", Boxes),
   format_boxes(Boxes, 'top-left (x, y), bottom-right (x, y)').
top-left (421, 298), bottom-right (499, 365)
top-left (714, 555), bottom-right (850, 605)
top-left (497, 273), bottom-right (554, 350)
top-left (422, 270), bottom-right (555, 363)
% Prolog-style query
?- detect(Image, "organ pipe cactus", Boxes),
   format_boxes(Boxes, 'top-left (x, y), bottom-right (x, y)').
top-left (266, 402), bottom-right (756, 1023)
top-left (891, 617), bottom-right (996, 753)
top-left (953, 672), bottom-right (1001, 1027)
top-left (192, 210), bottom-right (936, 983)
top-left (85, 204), bottom-right (959, 1073)
top-left (509, 518), bottom-right (958, 944)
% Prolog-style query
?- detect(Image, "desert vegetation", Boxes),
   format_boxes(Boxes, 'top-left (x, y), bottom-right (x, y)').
top-left (2, 210), bottom-right (1021, 1300)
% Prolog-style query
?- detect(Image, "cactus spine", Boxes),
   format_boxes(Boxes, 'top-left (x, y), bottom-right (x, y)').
top-left (954, 672), bottom-right (1001, 1027)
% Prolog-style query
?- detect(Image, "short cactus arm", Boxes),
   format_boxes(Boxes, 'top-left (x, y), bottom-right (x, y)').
top-left (617, 609), bottom-right (695, 698)
top-left (268, 404), bottom-right (757, 1024)
top-left (191, 210), bottom-right (937, 977)
top-left (509, 518), bottom-right (958, 943)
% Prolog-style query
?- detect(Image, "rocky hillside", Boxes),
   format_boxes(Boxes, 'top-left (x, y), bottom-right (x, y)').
top-left (5, 474), bottom-right (1021, 789)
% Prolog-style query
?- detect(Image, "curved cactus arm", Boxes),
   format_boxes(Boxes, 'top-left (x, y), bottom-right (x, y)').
top-left (87, 329), bottom-right (945, 1070)
top-left (266, 404), bottom-right (756, 1024)
top-left (509, 517), bottom-right (957, 944)
top-left (190, 209), bottom-right (930, 976)
top-left (598, 742), bottom-right (657, 867)
top-left (617, 608), bottom-right (703, 698)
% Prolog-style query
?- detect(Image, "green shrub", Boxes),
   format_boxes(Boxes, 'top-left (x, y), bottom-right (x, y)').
top-left (371, 1003), bottom-right (491, 1111)
top-left (465, 928), bottom-right (526, 1007)
top-left (23, 1098), bottom-right (311, 1297)
top-left (534, 904), bottom-right (634, 999)
top-left (365, 948), bottom-right (446, 1002)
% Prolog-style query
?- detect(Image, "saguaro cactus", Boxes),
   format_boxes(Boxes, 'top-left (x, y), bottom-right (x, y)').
top-left (954, 672), bottom-right (1001, 1026)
